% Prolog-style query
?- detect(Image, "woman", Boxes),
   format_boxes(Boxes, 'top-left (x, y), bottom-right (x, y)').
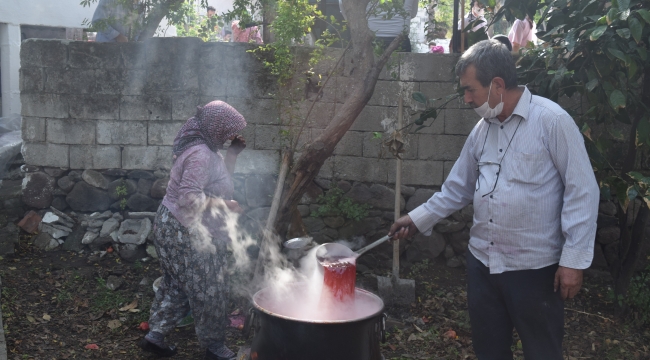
top-left (508, 15), bottom-right (536, 52)
top-left (139, 101), bottom-right (247, 360)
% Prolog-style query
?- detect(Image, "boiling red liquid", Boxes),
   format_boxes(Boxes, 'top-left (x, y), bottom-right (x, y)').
top-left (321, 257), bottom-right (356, 303)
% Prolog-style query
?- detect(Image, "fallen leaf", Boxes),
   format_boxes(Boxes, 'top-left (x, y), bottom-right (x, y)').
top-left (84, 344), bottom-right (99, 350)
top-left (407, 333), bottom-right (418, 342)
top-left (444, 329), bottom-right (457, 339)
top-left (119, 299), bottom-right (138, 312)
top-left (388, 344), bottom-right (396, 351)
top-left (90, 311), bottom-right (105, 321)
top-left (42, 314), bottom-right (51, 321)
top-left (107, 319), bottom-right (122, 329)
top-left (26, 315), bottom-right (36, 324)
top-left (413, 324), bottom-right (423, 333)
top-left (128, 308), bottom-right (141, 313)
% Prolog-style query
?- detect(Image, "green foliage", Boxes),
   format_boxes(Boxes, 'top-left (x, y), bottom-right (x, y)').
top-left (312, 186), bottom-right (370, 222)
top-left (626, 263), bottom-right (650, 326)
top-left (173, 1), bottom-right (222, 41)
top-left (92, 277), bottom-right (127, 312)
top-left (114, 180), bottom-right (129, 210)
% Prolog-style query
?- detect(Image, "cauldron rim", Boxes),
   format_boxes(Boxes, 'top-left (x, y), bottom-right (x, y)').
top-left (252, 286), bottom-right (384, 324)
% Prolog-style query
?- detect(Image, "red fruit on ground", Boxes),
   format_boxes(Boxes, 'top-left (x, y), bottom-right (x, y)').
top-left (138, 322), bottom-right (149, 331)
top-left (84, 344), bottom-right (99, 350)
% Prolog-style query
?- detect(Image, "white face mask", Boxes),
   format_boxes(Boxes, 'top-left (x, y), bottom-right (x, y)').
top-left (473, 81), bottom-right (504, 119)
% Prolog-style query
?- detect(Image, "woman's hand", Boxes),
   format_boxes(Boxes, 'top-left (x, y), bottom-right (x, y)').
top-left (227, 135), bottom-right (247, 155)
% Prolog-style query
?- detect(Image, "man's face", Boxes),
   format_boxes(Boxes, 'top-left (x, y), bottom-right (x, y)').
top-left (459, 65), bottom-right (494, 108)
top-left (207, 10), bottom-right (215, 18)
top-left (472, 2), bottom-right (485, 17)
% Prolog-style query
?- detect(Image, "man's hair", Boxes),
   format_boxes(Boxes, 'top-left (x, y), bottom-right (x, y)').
top-left (492, 34), bottom-right (512, 51)
top-left (207, 6), bottom-right (216, 12)
top-left (455, 39), bottom-right (518, 89)
top-left (471, 0), bottom-right (482, 8)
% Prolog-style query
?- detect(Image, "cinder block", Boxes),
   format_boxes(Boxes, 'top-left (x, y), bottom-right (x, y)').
top-left (21, 142), bottom-right (69, 168)
top-left (227, 70), bottom-right (277, 99)
top-left (97, 120), bottom-right (147, 145)
top-left (68, 42), bottom-right (122, 69)
top-left (400, 53), bottom-right (459, 82)
top-left (146, 64), bottom-right (199, 92)
top-left (20, 67), bottom-right (44, 93)
top-left (254, 125), bottom-right (290, 150)
top-left (397, 160), bottom-right (444, 186)
top-left (148, 121), bottom-right (184, 146)
top-left (233, 149), bottom-right (280, 175)
top-left (20, 39), bottom-right (68, 68)
top-left (43, 68), bottom-right (96, 94)
top-left (199, 71), bottom-right (228, 97)
top-left (68, 95), bottom-right (120, 120)
top-left (362, 132), bottom-right (418, 160)
top-left (444, 109), bottom-right (479, 135)
top-left (419, 82), bottom-right (458, 104)
top-left (443, 160), bottom-right (456, 182)
top-left (342, 104), bottom-right (398, 132)
top-left (21, 117), bottom-right (46, 142)
top-left (94, 69), bottom-right (124, 95)
top-left (283, 101), bottom-right (336, 129)
top-left (418, 134), bottom-right (467, 161)
top-left (47, 119), bottom-right (96, 145)
top-left (121, 42), bottom-right (147, 69)
top-left (330, 155), bottom-right (390, 183)
top-left (122, 69), bottom-right (146, 95)
top-left (120, 94), bottom-right (172, 121)
top-left (199, 42), bottom-right (231, 71)
top-left (367, 81), bottom-right (401, 107)
top-left (332, 131), bottom-right (363, 156)
top-left (21, 94), bottom-right (68, 118)
top-left (227, 98), bottom-right (280, 125)
top-left (122, 146), bottom-right (173, 170)
top-left (144, 37), bottom-right (202, 67)
top-left (70, 145), bottom-right (121, 169)
top-left (171, 93), bottom-right (200, 120)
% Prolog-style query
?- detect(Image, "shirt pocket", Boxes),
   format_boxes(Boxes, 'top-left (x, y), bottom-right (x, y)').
top-left (506, 150), bottom-right (547, 185)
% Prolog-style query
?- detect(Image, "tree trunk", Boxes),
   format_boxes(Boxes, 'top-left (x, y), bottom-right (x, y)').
top-left (262, 0), bottom-right (276, 44)
top-left (274, 0), bottom-right (405, 237)
top-left (139, 0), bottom-right (184, 39)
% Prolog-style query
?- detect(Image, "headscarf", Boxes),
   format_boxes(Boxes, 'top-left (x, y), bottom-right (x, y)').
top-left (172, 101), bottom-right (246, 157)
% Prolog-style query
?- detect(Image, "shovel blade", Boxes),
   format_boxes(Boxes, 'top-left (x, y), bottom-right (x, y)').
top-left (377, 276), bottom-right (415, 306)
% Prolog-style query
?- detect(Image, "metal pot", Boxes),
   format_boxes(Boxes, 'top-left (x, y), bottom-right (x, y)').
top-left (247, 285), bottom-right (386, 360)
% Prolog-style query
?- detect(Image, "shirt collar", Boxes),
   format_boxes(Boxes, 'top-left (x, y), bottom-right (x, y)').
top-left (485, 85), bottom-right (531, 124)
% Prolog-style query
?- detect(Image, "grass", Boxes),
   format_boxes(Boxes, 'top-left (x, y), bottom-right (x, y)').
top-left (92, 277), bottom-right (127, 312)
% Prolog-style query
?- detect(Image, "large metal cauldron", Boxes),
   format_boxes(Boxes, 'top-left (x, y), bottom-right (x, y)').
top-left (248, 286), bottom-right (386, 360)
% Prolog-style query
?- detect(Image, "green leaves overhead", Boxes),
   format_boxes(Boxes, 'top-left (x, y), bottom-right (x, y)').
top-left (609, 90), bottom-right (627, 110)
top-left (590, 25), bottom-right (608, 41)
top-left (628, 16), bottom-right (643, 43)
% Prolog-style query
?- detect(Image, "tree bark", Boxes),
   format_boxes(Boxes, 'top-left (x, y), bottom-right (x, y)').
top-left (139, 0), bottom-right (184, 39)
top-left (274, 0), bottom-right (406, 237)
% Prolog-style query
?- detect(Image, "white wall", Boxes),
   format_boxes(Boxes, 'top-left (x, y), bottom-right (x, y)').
top-left (0, 0), bottom-right (96, 28)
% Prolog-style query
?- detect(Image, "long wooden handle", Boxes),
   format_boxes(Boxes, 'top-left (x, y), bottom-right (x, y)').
top-left (393, 97), bottom-right (403, 279)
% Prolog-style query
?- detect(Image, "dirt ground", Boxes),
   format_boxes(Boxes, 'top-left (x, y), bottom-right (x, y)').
top-left (1, 234), bottom-right (649, 360)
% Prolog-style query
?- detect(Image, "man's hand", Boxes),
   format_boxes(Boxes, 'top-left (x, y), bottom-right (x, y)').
top-left (554, 266), bottom-right (583, 300)
top-left (115, 34), bottom-right (128, 42)
top-left (388, 215), bottom-right (419, 240)
top-left (227, 135), bottom-right (247, 155)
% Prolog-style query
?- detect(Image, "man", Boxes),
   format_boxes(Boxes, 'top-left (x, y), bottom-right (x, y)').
top-left (339, 0), bottom-right (418, 52)
top-left (450, 0), bottom-right (491, 53)
top-left (207, 5), bottom-right (216, 18)
top-left (92, 0), bottom-right (142, 42)
top-left (389, 40), bottom-right (599, 359)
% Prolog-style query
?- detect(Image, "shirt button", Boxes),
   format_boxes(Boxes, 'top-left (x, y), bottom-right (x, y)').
top-left (490, 195), bottom-right (493, 198)
top-left (489, 219), bottom-right (493, 223)
top-left (500, 125), bottom-right (504, 129)
top-left (499, 149), bottom-right (503, 152)
top-left (490, 242), bottom-right (494, 245)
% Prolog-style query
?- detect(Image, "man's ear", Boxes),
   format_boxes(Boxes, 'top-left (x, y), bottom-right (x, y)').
top-left (492, 77), bottom-right (506, 95)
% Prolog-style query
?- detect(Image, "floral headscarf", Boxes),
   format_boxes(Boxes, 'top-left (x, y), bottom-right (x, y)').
top-left (172, 101), bottom-right (246, 157)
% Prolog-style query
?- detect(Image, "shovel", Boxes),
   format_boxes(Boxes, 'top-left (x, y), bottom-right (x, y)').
top-left (314, 234), bottom-right (392, 265)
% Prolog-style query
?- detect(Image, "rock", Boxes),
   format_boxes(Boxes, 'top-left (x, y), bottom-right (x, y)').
top-left (32, 232), bottom-right (59, 251)
top-left (405, 189), bottom-right (436, 212)
top-left (323, 216), bottom-right (345, 228)
top-left (105, 275), bottom-right (123, 291)
top-left (82, 231), bottom-right (99, 245)
top-left (51, 197), bottom-right (68, 211)
top-left (321, 227), bottom-right (339, 239)
top-left (137, 178), bottom-right (153, 195)
top-left (597, 214), bottom-right (618, 228)
top-left (126, 193), bottom-right (159, 212)
top-left (139, 277), bottom-right (150, 286)
top-left (127, 170), bottom-right (156, 180)
top-left (338, 217), bottom-right (383, 238)
top-left (599, 201), bottom-right (617, 216)
top-left (42, 212), bottom-right (59, 224)
top-left (446, 256), bottom-right (463, 268)
top-left (43, 167), bottom-right (66, 178)
top-left (314, 178), bottom-right (331, 189)
top-left (49, 206), bottom-right (75, 223)
top-left (434, 219), bottom-right (466, 233)
top-left (146, 244), bottom-right (159, 259)
top-left (62, 225), bottom-right (85, 252)
top-left (127, 212), bottom-right (156, 220)
top-left (297, 205), bottom-right (310, 217)
top-left (299, 182), bottom-right (324, 205)
top-left (87, 219), bottom-right (105, 228)
top-left (596, 226), bottom-right (620, 245)
top-left (102, 169), bottom-right (128, 177)
top-left (22, 172), bottom-right (56, 208)
top-left (100, 218), bottom-right (120, 237)
top-left (444, 244), bottom-right (455, 259)
top-left (303, 217), bottom-right (326, 233)
top-left (449, 229), bottom-right (470, 254)
top-left (82, 169), bottom-right (109, 189)
top-left (20, 164), bottom-right (41, 173)
top-left (400, 185), bottom-right (416, 197)
top-left (67, 170), bottom-right (83, 181)
top-left (88, 236), bottom-right (113, 251)
top-left (150, 177), bottom-right (169, 199)
top-left (405, 232), bottom-right (446, 263)
top-left (245, 175), bottom-right (277, 207)
top-left (66, 182), bottom-right (113, 212)
top-left (17, 210), bottom-right (42, 234)
top-left (117, 218), bottom-right (152, 245)
top-left (107, 179), bottom-right (137, 201)
top-left (356, 263), bottom-right (370, 273)
top-left (57, 176), bottom-right (76, 193)
top-left (335, 181), bottom-right (352, 193)
top-left (89, 210), bottom-right (113, 220)
top-left (118, 244), bottom-right (147, 263)
top-left (153, 169), bottom-right (169, 179)
top-left (344, 183), bottom-right (372, 204)
top-left (112, 212), bottom-right (123, 221)
top-left (0, 224), bottom-right (20, 255)
top-left (591, 243), bottom-right (608, 268)
top-left (39, 223), bottom-right (70, 239)
top-left (603, 243), bottom-right (618, 266)
top-left (367, 184), bottom-right (405, 210)
top-left (457, 205), bottom-right (474, 222)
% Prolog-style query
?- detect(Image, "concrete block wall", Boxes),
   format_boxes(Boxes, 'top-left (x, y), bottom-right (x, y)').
top-left (20, 38), bottom-right (476, 186)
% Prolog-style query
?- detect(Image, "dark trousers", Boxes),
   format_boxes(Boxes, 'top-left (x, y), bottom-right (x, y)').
top-left (466, 251), bottom-right (564, 360)
top-left (375, 36), bottom-right (412, 52)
